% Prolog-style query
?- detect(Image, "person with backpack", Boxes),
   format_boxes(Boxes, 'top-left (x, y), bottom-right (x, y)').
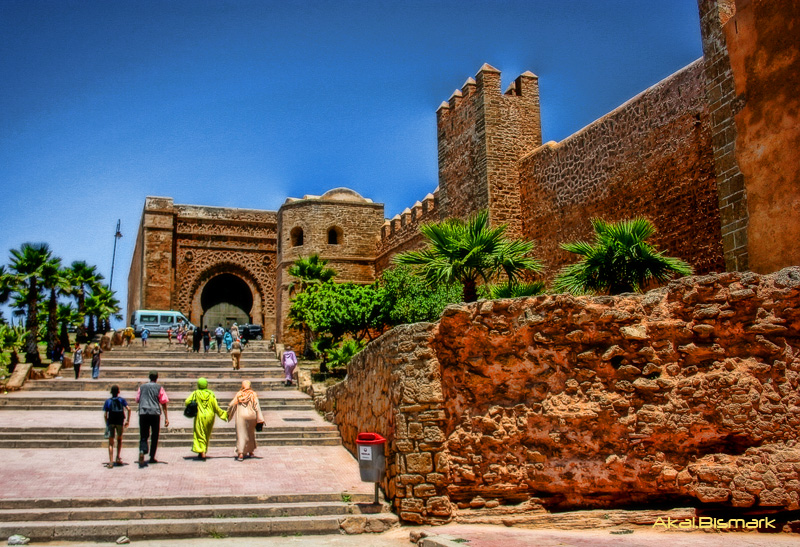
top-left (214, 324), bottom-right (225, 353)
top-left (103, 385), bottom-right (131, 469)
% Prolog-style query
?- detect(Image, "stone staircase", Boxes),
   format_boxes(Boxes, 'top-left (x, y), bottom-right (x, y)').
top-left (0, 493), bottom-right (393, 542)
top-left (0, 339), bottom-right (397, 541)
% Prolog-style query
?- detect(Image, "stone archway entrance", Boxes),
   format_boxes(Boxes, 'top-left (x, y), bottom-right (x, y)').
top-left (200, 273), bottom-right (253, 329)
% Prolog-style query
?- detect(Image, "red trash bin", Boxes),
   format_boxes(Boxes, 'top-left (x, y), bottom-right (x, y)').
top-left (355, 432), bottom-right (386, 482)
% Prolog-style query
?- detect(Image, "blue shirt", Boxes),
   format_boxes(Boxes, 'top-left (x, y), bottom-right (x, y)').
top-left (103, 396), bottom-right (129, 425)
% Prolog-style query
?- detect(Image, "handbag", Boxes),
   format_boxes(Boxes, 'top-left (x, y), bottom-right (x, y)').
top-left (184, 396), bottom-right (198, 418)
top-left (255, 422), bottom-right (264, 432)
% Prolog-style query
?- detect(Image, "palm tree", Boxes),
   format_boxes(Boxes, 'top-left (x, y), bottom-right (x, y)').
top-left (287, 254), bottom-right (337, 294)
top-left (7, 243), bottom-right (54, 366)
top-left (394, 210), bottom-right (543, 302)
top-left (553, 217), bottom-right (693, 295)
top-left (94, 284), bottom-right (122, 333)
top-left (57, 302), bottom-right (81, 349)
top-left (67, 261), bottom-right (103, 342)
top-left (486, 280), bottom-right (546, 299)
top-left (40, 258), bottom-right (71, 357)
top-left (0, 324), bottom-right (28, 372)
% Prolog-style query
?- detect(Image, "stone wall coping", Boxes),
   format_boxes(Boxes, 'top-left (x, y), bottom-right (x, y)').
top-left (519, 58), bottom-right (705, 163)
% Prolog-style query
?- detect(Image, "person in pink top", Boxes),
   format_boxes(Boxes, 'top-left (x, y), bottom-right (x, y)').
top-left (135, 371), bottom-right (170, 468)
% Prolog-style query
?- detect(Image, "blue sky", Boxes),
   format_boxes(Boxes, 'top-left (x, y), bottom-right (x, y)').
top-left (1, 0), bottom-right (704, 323)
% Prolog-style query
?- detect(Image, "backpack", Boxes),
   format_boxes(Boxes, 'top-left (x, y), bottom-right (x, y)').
top-left (107, 397), bottom-right (125, 425)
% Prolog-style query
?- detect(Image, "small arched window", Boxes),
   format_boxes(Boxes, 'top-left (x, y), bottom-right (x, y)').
top-left (328, 226), bottom-right (343, 245)
top-left (290, 227), bottom-right (304, 247)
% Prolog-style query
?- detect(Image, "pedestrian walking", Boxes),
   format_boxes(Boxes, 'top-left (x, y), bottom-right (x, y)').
top-left (202, 325), bottom-right (211, 353)
top-left (103, 385), bottom-right (131, 468)
top-left (214, 324), bottom-right (224, 353)
top-left (72, 341), bottom-right (83, 380)
top-left (281, 345), bottom-right (297, 387)
top-left (185, 377), bottom-right (227, 460)
top-left (223, 330), bottom-right (233, 352)
top-left (227, 380), bottom-right (264, 461)
top-left (135, 371), bottom-right (170, 468)
top-left (192, 326), bottom-right (201, 353)
top-left (123, 326), bottom-right (135, 347)
top-left (141, 327), bottom-right (150, 347)
top-left (167, 326), bottom-right (173, 346)
top-left (230, 322), bottom-right (239, 341)
top-left (176, 323), bottom-right (184, 345)
top-left (231, 337), bottom-right (243, 370)
top-left (91, 343), bottom-right (103, 379)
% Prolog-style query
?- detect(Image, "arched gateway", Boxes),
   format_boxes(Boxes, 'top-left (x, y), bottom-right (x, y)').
top-left (127, 198), bottom-right (278, 339)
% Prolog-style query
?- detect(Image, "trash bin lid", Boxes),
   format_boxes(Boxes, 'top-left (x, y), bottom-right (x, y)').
top-left (356, 432), bottom-right (386, 444)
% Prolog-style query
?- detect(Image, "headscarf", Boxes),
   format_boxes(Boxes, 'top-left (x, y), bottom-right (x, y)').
top-left (235, 380), bottom-right (257, 406)
top-left (197, 377), bottom-right (208, 389)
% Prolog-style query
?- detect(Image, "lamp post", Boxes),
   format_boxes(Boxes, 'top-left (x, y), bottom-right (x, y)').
top-left (109, 220), bottom-right (122, 290)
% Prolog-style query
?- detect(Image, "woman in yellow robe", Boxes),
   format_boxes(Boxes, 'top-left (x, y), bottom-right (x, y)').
top-left (185, 377), bottom-right (228, 459)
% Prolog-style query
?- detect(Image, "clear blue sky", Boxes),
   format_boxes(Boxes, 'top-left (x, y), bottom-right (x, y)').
top-left (1, 0), bottom-right (703, 324)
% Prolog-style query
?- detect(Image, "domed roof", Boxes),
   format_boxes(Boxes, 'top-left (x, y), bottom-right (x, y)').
top-left (320, 188), bottom-right (372, 203)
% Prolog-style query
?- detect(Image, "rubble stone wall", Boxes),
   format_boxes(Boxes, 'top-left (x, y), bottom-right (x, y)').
top-left (321, 267), bottom-right (800, 524)
top-left (315, 323), bottom-right (453, 524)
top-left (435, 267), bottom-right (800, 513)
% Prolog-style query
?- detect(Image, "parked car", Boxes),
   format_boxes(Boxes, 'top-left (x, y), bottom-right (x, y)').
top-left (239, 324), bottom-right (263, 341)
top-left (131, 310), bottom-right (195, 337)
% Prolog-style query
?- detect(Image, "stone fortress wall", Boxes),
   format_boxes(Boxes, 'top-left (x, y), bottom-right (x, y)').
top-left (127, 197), bottom-right (279, 337)
top-left (318, 267), bottom-right (800, 524)
top-left (518, 60), bottom-right (725, 277)
top-left (129, 0), bottom-right (799, 344)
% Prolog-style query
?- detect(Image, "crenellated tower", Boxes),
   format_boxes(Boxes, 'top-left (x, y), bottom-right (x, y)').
top-left (436, 64), bottom-right (542, 236)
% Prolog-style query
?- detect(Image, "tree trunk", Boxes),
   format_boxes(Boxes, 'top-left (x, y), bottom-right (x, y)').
top-left (59, 320), bottom-right (70, 349)
top-left (25, 280), bottom-right (41, 366)
top-left (76, 290), bottom-right (88, 342)
top-left (46, 289), bottom-right (58, 357)
top-left (87, 315), bottom-right (96, 339)
top-left (462, 279), bottom-right (479, 303)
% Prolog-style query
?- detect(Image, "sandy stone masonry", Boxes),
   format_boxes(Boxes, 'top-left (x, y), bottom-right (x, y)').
top-left (320, 267), bottom-right (800, 525)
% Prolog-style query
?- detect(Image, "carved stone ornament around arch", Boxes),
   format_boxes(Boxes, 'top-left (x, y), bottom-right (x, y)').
top-left (176, 248), bottom-right (276, 318)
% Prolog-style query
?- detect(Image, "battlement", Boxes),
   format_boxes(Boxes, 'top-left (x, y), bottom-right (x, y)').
top-left (374, 188), bottom-right (440, 273)
top-left (436, 64), bottom-right (542, 235)
top-left (436, 64), bottom-right (539, 121)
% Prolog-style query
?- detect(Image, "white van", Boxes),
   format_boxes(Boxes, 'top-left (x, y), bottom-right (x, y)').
top-left (130, 310), bottom-right (195, 337)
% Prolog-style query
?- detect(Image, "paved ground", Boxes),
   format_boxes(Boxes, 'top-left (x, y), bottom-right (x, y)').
top-left (29, 525), bottom-right (791, 546)
top-left (0, 445), bottom-right (371, 500)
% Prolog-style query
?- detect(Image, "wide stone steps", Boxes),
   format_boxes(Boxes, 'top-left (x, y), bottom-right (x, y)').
top-left (0, 494), bottom-right (396, 541)
top-left (72, 367), bottom-right (285, 379)
top-left (101, 350), bottom-right (277, 360)
top-left (97, 359), bottom-right (279, 368)
top-left (22, 378), bottom-right (293, 392)
top-left (0, 400), bottom-right (314, 412)
top-left (0, 425), bottom-right (342, 447)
